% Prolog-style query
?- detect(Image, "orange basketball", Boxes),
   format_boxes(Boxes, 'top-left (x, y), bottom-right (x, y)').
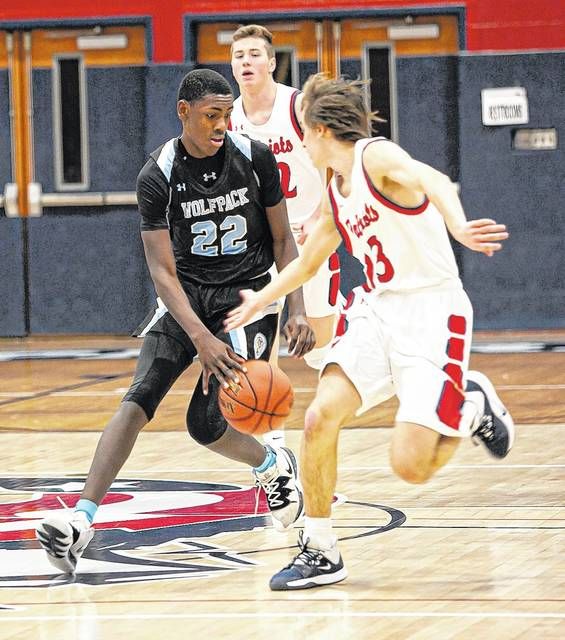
top-left (218, 359), bottom-right (294, 435)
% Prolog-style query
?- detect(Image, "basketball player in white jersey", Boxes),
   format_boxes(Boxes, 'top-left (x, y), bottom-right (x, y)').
top-left (230, 25), bottom-right (339, 448)
top-left (225, 73), bottom-right (515, 590)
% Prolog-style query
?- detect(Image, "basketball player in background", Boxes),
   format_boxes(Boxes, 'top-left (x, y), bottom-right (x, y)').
top-left (225, 73), bottom-right (515, 590)
top-left (230, 25), bottom-right (339, 448)
top-left (35, 69), bottom-right (315, 574)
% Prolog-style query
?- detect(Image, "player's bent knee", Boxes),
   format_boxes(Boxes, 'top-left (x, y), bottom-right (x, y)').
top-left (186, 388), bottom-right (228, 445)
top-left (304, 403), bottom-right (341, 441)
top-left (390, 453), bottom-right (434, 484)
top-left (119, 399), bottom-right (151, 427)
top-left (187, 417), bottom-right (228, 445)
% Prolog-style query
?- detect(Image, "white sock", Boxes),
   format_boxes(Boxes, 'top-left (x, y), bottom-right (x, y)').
top-left (263, 429), bottom-right (286, 448)
top-left (304, 516), bottom-right (337, 551)
top-left (71, 510), bottom-right (92, 530)
top-left (460, 390), bottom-right (485, 436)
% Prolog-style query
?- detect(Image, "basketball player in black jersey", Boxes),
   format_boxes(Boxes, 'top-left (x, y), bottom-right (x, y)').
top-left (35, 69), bottom-right (315, 574)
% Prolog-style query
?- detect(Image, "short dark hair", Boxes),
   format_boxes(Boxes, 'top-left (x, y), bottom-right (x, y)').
top-left (178, 69), bottom-right (233, 103)
top-left (302, 73), bottom-right (382, 143)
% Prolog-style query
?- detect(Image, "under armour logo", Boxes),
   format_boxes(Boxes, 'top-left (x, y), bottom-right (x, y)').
top-left (177, 183), bottom-right (186, 191)
top-left (203, 172), bottom-right (217, 182)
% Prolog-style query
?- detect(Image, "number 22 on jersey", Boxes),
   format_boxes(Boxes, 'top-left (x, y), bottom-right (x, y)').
top-left (191, 214), bottom-right (248, 256)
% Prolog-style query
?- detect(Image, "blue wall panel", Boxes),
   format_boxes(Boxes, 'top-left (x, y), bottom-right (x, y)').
top-left (33, 67), bottom-right (148, 194)
top-left (27, 212), bottom-right (153, 333)
top-left (0, 70), bottom-right (11, 189)
top-left (144, 64), bottom-right (191, 155)
top-left (87, 67), bottom-right (147, 191)
top-left (33, 69), bottom-right (56, 192)
top-left (458, 52), bottom-right (565, 329)
top-left (0, 219), bottom-right (26, 336)
top-left (397, 56), bottom-right (460, 179)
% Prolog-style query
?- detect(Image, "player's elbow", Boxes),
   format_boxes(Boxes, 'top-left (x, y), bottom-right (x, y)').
top-left (425, 170), bottom-right (457, 198)
top-left (151, 266), bottom-right (178, 296)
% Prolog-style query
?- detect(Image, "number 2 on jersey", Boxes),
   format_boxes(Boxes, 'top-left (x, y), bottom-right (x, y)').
top-left (191, 214), bottom-right (248, 256)
top-left (277, 162), bottom-right (297, 199)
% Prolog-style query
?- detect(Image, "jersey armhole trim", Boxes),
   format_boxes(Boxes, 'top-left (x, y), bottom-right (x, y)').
top-left (328, 183), bottom-right (352, 254)
top-left (290, 90), bottom-right (304, 140)
top-left (361, 140), bottom-right (429, 215)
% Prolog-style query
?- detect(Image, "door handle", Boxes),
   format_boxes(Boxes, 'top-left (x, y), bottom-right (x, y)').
top-left (3, 183), bottom-right (19, 217)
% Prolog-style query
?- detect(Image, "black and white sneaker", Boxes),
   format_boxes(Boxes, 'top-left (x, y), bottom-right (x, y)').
top-left (254, 446), bottom-right (303, 531)
top-left (35, 511), bottom-right (94, 574)
top-left (270, 531), bottom-right (347, 591)
top-left (466, 370), bottom-right (515, 458)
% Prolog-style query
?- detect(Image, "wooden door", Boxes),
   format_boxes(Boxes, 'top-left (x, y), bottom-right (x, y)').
top-left (1, 25), bottom-right (146, 216)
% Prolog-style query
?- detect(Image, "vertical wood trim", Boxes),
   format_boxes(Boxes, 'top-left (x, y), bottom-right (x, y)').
top-left (8, 32), bottom-right (32, 215)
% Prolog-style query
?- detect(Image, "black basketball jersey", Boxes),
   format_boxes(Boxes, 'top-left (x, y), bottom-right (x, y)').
top-left (136, 131), bottom-right (283, 287)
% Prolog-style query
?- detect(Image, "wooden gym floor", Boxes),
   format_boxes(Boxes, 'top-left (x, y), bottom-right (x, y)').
top-left (0, 332), bottom-right (564, 639)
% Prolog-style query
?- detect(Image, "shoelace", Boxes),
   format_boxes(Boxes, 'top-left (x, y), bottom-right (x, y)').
top-left (292, 547), bottom-right (327, 568)
top-left (475, 415), bottom-right (495, 442)
top-left (257, 476), bottom-right (285, 509)
top-left (288, 533), bottom-right (327, 568)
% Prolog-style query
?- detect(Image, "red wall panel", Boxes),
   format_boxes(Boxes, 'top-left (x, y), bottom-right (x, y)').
top-left (466, 0), bottom-right (565, 51)
top-left (1, 0), bottom-right (565, 62)
top-left (0, 1), bottom-right (184, 62)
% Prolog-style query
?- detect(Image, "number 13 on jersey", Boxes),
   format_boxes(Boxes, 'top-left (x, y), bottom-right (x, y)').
top-left (364, 235), bottom-right (395, 289)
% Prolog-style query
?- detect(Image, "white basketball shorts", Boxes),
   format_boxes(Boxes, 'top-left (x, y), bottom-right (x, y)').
top-left (323, 284), bottom-right (473, 437)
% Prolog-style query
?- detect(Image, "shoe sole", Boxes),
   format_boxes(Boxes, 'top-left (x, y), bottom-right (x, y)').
top-left (36, 518), bottom-right (76, 573)
top-left (467, 370), bottom-right (515, 452)
top-left (270, 567), bottom-right (348, 591)
top-left (36, 516), bottom-right (94, 574)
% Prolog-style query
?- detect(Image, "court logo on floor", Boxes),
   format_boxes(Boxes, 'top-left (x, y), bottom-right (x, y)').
top-left (0, 477), bottom-right (405, 589)
top-left (0, 477), bottom-right (273, 588)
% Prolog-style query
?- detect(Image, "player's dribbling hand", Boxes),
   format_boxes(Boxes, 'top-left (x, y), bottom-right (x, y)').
top-left (224, 289), bottom-right (261, 333)
top-left (195, 334), bottom-right (247, 395)
top-left (454, 218), bottom-right (509, 256)
top-left (282, 314), bottom-right (316, 358)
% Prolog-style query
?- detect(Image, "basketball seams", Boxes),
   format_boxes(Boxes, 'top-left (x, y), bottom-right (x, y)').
top-left (246, 367), bottom-right (259, 410)
top-left (269, 389), bottom-right (293, 416)
top-left (217, 359), bottom-right (294, 434)
top-left (268, 370), bottom-right (292, 430)
top-left (263, 364), bottom-right (275, 432)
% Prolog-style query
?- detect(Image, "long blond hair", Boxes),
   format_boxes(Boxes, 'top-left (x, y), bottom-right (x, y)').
top-left (302, 73), bottom-right (382, 142)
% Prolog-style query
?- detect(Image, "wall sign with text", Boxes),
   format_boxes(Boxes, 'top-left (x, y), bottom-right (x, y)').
top-left (481, 87), bottom-right (529, 126)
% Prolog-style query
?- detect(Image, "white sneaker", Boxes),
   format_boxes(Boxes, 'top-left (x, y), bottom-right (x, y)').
top-left (254, 446), bottom-right (303, 531)
top-left (466, 370), bottom-right (515, 458)
top-left (35, 511), bottom-right (94, 574)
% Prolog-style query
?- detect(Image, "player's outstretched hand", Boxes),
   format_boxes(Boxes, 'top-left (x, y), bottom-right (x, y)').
top-left (224, 289), bottom-right (261, 333)
top-left (283, 314), bottom-right (316, 358)
top-left (453, 218), bottom-right (509, 256)
top-left (196, 334), bottom-right (247, 396)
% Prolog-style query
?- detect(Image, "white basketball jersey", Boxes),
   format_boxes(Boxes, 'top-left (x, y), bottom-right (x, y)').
top-left (230, 83), bottom-right (323, 224)
top-left (328, 138), bottom-right (460, 294)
